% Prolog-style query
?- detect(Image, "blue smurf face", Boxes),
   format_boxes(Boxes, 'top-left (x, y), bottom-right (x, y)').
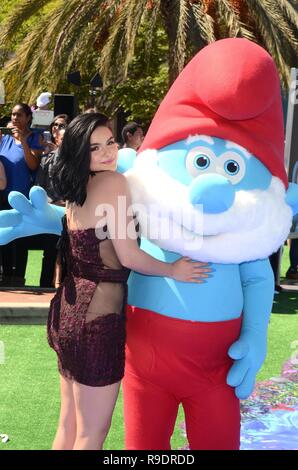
top-left (157, 136), bottom-right (272, 213)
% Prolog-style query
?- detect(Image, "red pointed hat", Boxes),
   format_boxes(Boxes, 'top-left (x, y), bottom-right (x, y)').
top-left (139, 38), bottom-right (288, 188)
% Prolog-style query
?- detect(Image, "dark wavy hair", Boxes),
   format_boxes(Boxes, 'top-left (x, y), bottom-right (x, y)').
top-left (51, 113), bottom-right (110, 206)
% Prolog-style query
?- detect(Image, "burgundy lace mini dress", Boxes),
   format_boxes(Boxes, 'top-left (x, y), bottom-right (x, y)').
top-left (47, 217), bottom-right (130, 386)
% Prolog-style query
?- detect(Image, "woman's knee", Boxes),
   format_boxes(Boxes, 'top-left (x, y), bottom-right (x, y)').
top-left (77, 420), bottom-right (111, 442)
top-left (59, 405), bottom-right (76, 425)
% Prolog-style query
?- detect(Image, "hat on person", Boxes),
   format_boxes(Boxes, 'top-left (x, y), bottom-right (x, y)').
top-left (36, 92), bottom-right (52, 108)
top-left (139, 38), bottom-right (288, 188)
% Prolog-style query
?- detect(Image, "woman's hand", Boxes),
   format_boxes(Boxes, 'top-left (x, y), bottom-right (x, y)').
top-left (43, 141), bottom-right (57, 153)
top-left (11, 126), bottom-right (26, 143)
top-left (170, 257), bottom-right (212, 283)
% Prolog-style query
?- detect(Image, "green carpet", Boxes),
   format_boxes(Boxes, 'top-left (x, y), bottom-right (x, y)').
top-left (0, 246), bottom-right (296, 449)
top-left (1, 308), bottom-right (297, 450)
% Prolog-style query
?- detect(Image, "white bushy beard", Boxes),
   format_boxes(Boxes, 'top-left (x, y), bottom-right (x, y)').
top-left (125, 149), bottom-right (293, 264)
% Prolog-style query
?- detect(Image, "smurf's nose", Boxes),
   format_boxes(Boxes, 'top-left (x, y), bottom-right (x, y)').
top-left (189, 174), bottom-right (235, 214)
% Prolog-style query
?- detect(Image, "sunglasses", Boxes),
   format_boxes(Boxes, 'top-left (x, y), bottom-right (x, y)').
top-left (52, 123), bottom-right (66, 130)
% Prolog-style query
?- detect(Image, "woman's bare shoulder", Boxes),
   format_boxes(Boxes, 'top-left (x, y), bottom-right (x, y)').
top-left (88, 171), bottom-right (129, 201)
top-left (101, 170), bottom-right (127, 183)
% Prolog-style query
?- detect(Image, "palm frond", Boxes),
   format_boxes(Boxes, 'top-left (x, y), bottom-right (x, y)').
top-left (1, 13), bottom-right (55, 102)
top-left (48, 0), bottom-right (102, 71)
top-left (142, 0), bottom-right (162, 71)
top-left (263, 0), bottom-right (298, 48)
top-left (0, 0), bottom-right (51, 43)
top-left (28, 1), bottom-right (103, 96)
top-left (100, 0), bottom-right (148, 83)
top-left (275, 0), bottom-right (298, 34)
top-left (1, 0), bottom-right (297, 104)
top-left (191, 1), bottom-right (216, 43)
top-left (215, 0), bottom-right (256, 40)
top-left (173, 0), bottom-right (190, 74)
top-left (0, 0), bottom-right (118, 102)
top-left (244, 0), bottom-right (296, 86)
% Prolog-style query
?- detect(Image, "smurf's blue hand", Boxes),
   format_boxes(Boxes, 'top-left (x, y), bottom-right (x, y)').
top-left (286, 182), bottom-right (298, 215)
top-left (0, 186), bottom-right (64, 245)
top-left (117, 148), bottom-right (137, 174)
top-left (227, 259), bottom-right (274, 399)
top-left (227, 329), bottom-right (267, 399)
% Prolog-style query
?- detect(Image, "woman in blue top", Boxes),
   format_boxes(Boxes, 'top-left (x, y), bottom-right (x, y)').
top-left (0, 104), bottom-right (44, 196)
top-left (0, 103), bottom-right (44, 286)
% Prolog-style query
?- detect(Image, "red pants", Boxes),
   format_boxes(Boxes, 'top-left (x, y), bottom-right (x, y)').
top-left (123, 307), bottom-right (242, 450)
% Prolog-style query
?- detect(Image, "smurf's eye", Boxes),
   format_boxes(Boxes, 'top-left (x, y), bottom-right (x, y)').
top-left (224, 159), bottom-right (240, 175)
top-left (186, 146), bottom-right (215, 178)
top-left (194, 154), bottom-right (210, 170)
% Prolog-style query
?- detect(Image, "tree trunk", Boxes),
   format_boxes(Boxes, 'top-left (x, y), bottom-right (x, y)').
top-left (160, 0), bottom-right (182, 86)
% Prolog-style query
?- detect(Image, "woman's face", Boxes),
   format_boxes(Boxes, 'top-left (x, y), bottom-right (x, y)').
top-left (11, 105), bottom-right (31, 129)
top-left (89, 126), bottom-right (118, 172)
top-left (51, 117), bottom-right (67, 146)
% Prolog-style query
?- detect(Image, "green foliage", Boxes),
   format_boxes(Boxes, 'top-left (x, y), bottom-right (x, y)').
top-left (0, 1), bottom-right (57, 57)
top-left (0, 0), bottom-right (22, 22)
top-left (106, 68), bottom-right (168, 125)
top-left (102, 25), bottom-right (169, 124)
top-left (0, 0), bottom-right (59, 114)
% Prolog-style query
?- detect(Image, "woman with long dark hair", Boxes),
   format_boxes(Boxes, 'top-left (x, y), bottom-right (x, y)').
top-left (48, 112), bottom-right (211, 450)
top-left (0, 103), bottom-right (45, 286)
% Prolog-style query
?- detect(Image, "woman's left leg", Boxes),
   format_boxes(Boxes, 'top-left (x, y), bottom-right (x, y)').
top-left (73, 381), bottom-right (120, 450)
top-left (52, 374), bottom-right (77, 450)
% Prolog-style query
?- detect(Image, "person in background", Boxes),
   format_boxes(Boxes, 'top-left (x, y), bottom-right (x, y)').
top-left (0, 103), bottom-right (44, 286)
top-left (0, 161), bottom-right (6, 279)
top-left (121, 122), bottom-right (144, 151)
top-left (34, 114), bottom-right (70, 287)
top-left (269, 248), bottom-right (283, 293)
top-left (84, 107), bottom-right (100, 114)
top-left (286, 161), bottom-right (298, 280)
top-left (36, 92), bottom-right (52, 111)
top-left (285, 216), bottom-right (298, 280)
top-left (41, 114), bottom-right (70, 155)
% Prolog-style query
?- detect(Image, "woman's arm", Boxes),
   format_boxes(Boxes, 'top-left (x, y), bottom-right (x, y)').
top-left (22, 140), bottom-right (40, 170)
top-left (100, 173), bottom-right (210, 283)
top-left (12, 128), bottom-right (42, 171)
top-left (0, 161), bottom-right (6, 190)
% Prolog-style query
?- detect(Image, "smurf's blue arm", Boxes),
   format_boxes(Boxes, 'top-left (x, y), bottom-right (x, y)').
top-left (0, 186), bottom-right (64, 245)
top-left (227, 259), bottom-right (274, 399)
top-left (238, 259), bottom-right (274, 333)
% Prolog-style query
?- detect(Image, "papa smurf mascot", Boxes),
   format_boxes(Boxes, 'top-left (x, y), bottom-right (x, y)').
top-left (118, 38), bottom-right (298, 450)
top-left (1, 38), bottom-right (298, 450)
